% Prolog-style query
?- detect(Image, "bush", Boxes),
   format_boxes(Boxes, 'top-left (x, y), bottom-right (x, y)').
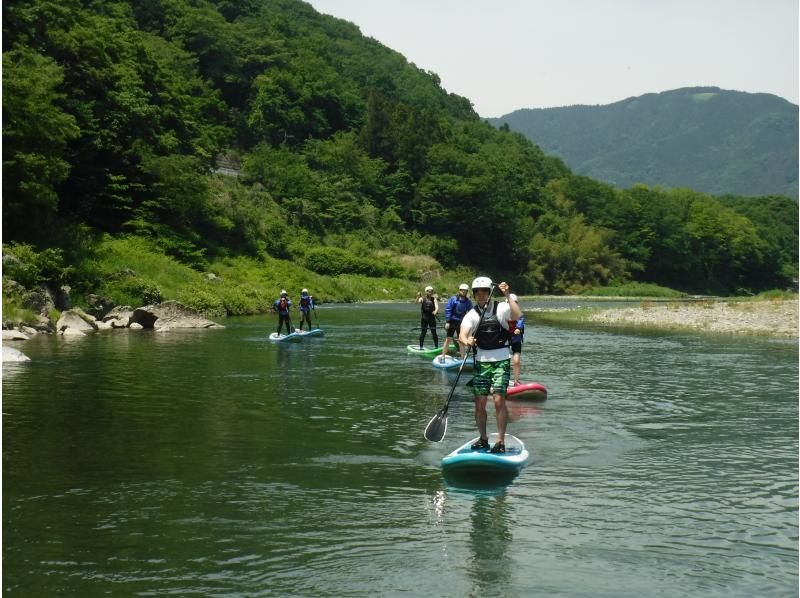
top-left (104, 276), bottom-right (164, 307)
top-left (179, 284), bottom-right (226, 317)
top-left (304, 246), bottom-right (405, 277)
top-left (3, 242), bottom-right (70, 288)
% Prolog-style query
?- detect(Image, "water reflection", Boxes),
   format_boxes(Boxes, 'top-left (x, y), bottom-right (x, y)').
top-left (466, 489), bottom-right (513, 595)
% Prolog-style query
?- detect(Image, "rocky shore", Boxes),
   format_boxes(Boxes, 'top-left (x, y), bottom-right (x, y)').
top-left (580, 299), bottom-right (798, 337)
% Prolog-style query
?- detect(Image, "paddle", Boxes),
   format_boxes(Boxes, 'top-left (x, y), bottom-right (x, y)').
top-left (312, 307), bottom-right (320, 329)
top-left (424, 285), bottom-right (495, 442)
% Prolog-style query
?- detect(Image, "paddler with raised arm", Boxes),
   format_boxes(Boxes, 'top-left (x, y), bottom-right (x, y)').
top-left (458, 277), bottom-right (521, 454)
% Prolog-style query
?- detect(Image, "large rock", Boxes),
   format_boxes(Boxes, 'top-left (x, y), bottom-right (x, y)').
top-left (2, 330), bottom-right (29, 341)
top-left (55, 308), bottom-right (97, 334)
top-left (3, 346), bottom-right (30, 362)
top-left (102, 305), bottom-right (134, 328)
top-left (130, 301), bottom-right (224, 330)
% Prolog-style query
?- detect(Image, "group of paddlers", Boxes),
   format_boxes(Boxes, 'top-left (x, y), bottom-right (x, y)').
top-left (272, 288), bottom-right (316, 335)
top-left (416, 277), bottom-right (525, 454)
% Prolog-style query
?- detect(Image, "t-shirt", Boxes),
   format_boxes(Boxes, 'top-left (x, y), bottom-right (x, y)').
top-left (460, 300), bottom-right (512, 362)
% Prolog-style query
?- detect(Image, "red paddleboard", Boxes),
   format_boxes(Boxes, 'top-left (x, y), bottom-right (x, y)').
top-left (506, 382), bottom-right (547, 401)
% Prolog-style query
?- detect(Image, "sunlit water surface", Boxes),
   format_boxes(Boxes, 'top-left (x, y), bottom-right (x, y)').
top-left (3, 302), bottom-right (797, 596)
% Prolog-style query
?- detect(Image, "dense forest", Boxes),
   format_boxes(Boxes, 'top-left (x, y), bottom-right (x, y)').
top-left (3, 0), bottom-right (798, 316)
top-left (487, 87), bottom-right (799, 199)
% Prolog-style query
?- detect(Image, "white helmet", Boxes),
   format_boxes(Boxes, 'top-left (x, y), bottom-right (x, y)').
top-left (424, 285), bottom-right (434, 292)
top-left (471, 276), bottom-right (492, 291)
top-left (301, 288), bottom-right (308, 293)
top-left (280, 289), bottom-right (288, 296)
top-left (458, 283), bottom-right (469, 291)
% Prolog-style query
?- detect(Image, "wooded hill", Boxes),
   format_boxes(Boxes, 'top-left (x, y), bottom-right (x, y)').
top-left (3, 0), bottom-right (797, 313)
top-left (487, 87), bottom-right (799, 199)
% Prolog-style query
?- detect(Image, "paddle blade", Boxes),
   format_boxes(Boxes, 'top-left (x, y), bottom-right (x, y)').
top-left (424, 407), bottom-right (448, 442)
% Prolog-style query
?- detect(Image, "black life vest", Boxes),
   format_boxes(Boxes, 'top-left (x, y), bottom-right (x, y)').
top-left (420, 296), bottom-right (435, 314)
top-left (474, 301), bottom-right (509, 350)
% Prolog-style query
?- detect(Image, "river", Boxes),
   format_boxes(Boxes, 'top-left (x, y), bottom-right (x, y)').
top-left (3, 301), bottom-right (797, 596)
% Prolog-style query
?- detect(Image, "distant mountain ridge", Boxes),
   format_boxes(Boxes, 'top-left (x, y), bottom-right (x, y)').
top-left (488, 87), bottom-right (798, 198)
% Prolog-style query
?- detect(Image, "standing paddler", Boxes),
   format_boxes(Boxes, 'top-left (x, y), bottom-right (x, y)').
top-left (458, 277), bottom-right (521, 453)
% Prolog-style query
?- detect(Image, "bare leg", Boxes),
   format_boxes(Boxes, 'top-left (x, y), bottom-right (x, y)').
top-left (512, 352), bottom-right (521, 385)
top-left (439, 336), bottom-right (452, 361)
top-left (474, 395), bottom-right (489, 439)
top-left (493, 393), bottom-right (508, 443)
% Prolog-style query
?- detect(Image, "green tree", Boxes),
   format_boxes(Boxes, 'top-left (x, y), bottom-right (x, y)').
top-left (2, 46), bottom-right (80, 242)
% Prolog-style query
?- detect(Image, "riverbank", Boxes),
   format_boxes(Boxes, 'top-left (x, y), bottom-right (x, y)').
top-left (534, 298), bottom-right (799, 338)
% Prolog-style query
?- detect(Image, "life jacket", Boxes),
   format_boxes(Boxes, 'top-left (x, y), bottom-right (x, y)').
top-left (420, 296), bottom-right (435, 314)
top-left (300, 295), bottom-right (312, 309)
top-left (277, 298), bottom-right (290, 315)
top-left (450, 296), bottom-right (471, 321)
top-left (474, 301), bottom-right (510, 350)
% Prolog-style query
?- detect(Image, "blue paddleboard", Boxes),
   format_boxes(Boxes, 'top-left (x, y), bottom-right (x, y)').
top-left (441, 434), bottom-right (529, 476)
top-left (431, 354), bottom-right (474, 370)
top-left (297, 328), bottom-right (324, 338)
top-left (269, 331), bottom-right (303, 342)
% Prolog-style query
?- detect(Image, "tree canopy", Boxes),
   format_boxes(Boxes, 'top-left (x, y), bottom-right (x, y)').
top-left (3, 0), bottom-right (796, 296)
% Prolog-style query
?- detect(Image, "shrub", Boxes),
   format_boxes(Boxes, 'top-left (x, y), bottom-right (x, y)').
top-left (179, 284), bottom-right (225, 317)
top-left (3, 242), bottom-right (70, 288)
top-left (103, 276), bottom-right (164, 307)
top-left (304, 246), bottom-right (405, 278)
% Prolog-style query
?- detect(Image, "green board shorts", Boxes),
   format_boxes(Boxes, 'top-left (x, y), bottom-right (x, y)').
top-left (471, 359), bottom-right (511, 397)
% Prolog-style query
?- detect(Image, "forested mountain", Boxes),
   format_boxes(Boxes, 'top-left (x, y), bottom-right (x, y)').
top-left (3, 0), bottom-right (797, 307)
top-left (488, 87), bottom-right (799, 199)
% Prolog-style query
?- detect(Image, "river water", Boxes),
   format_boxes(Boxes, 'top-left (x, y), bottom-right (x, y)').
top-left (3, 301), bottom-right (797, 596)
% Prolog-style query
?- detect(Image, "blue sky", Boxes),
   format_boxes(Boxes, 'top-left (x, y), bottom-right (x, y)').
top-left (306, 0), bottom-right (799, 117)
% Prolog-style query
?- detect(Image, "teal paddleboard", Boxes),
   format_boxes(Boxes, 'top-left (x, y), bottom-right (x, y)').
top-left (431, 354), bottom-right (474, 370)
top-left (441, 434), bottom-right (528, 476)
top-left (297, 328), bottom-right (324, 338)
top-left (269, 331), bottom-right (303, 342)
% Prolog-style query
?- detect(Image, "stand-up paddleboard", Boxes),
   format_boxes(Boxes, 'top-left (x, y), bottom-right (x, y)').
top-left (269, 331), bottom-right (303, 342)
top-left (407, 345), bottom-right (441, 357)
top-left (506, 382), bottom-right (547, 401)
top-left (297, 328), bottom-right (324, 338)
top-left (432, 354), bottom-right (474, 369)
top-left (442, 433), bottom-right (529, 477)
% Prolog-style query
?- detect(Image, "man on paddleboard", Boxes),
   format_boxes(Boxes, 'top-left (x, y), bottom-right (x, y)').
top-left (439, 283), bottom-right (472, 361)
top-left (415, 286), bottom-right (439, 349)
top-left (459, 277), bottom-right (521, 454)
top-left (272, 290), bottom-right (294, 336)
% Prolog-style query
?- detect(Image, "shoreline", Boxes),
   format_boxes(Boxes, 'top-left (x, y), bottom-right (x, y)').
top-left (534, 299), bottom-right (799, 338)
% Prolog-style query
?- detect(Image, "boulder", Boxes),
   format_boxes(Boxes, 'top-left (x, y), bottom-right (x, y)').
top-left (2, 330), bottom-right (29, 341)
top-left (102, 305), bottom-right (133, 328)
top-left (3, 346), bottom-right (30, 362)
top-left (55, 308), bottom-right (97, 334)
top-left (60, 327), bottom-right (86, 337)
top-left (102, 305), bottom-right (134, 323)
top-left (130, 300), bottom-right (225, 330)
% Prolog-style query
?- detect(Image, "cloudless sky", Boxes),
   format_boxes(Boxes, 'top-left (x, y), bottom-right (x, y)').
top-left (305, 0), bottom-right (799, 117)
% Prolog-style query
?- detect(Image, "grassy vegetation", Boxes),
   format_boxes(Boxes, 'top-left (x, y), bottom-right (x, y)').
top-left (2, 298), bottom-right (41, 327)
top-left (3, 236), bottom-right (484, 318)
top-left (580, 282), bottom-right (686, 298)
top-left (4, 236), bottom-right (794, 327)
